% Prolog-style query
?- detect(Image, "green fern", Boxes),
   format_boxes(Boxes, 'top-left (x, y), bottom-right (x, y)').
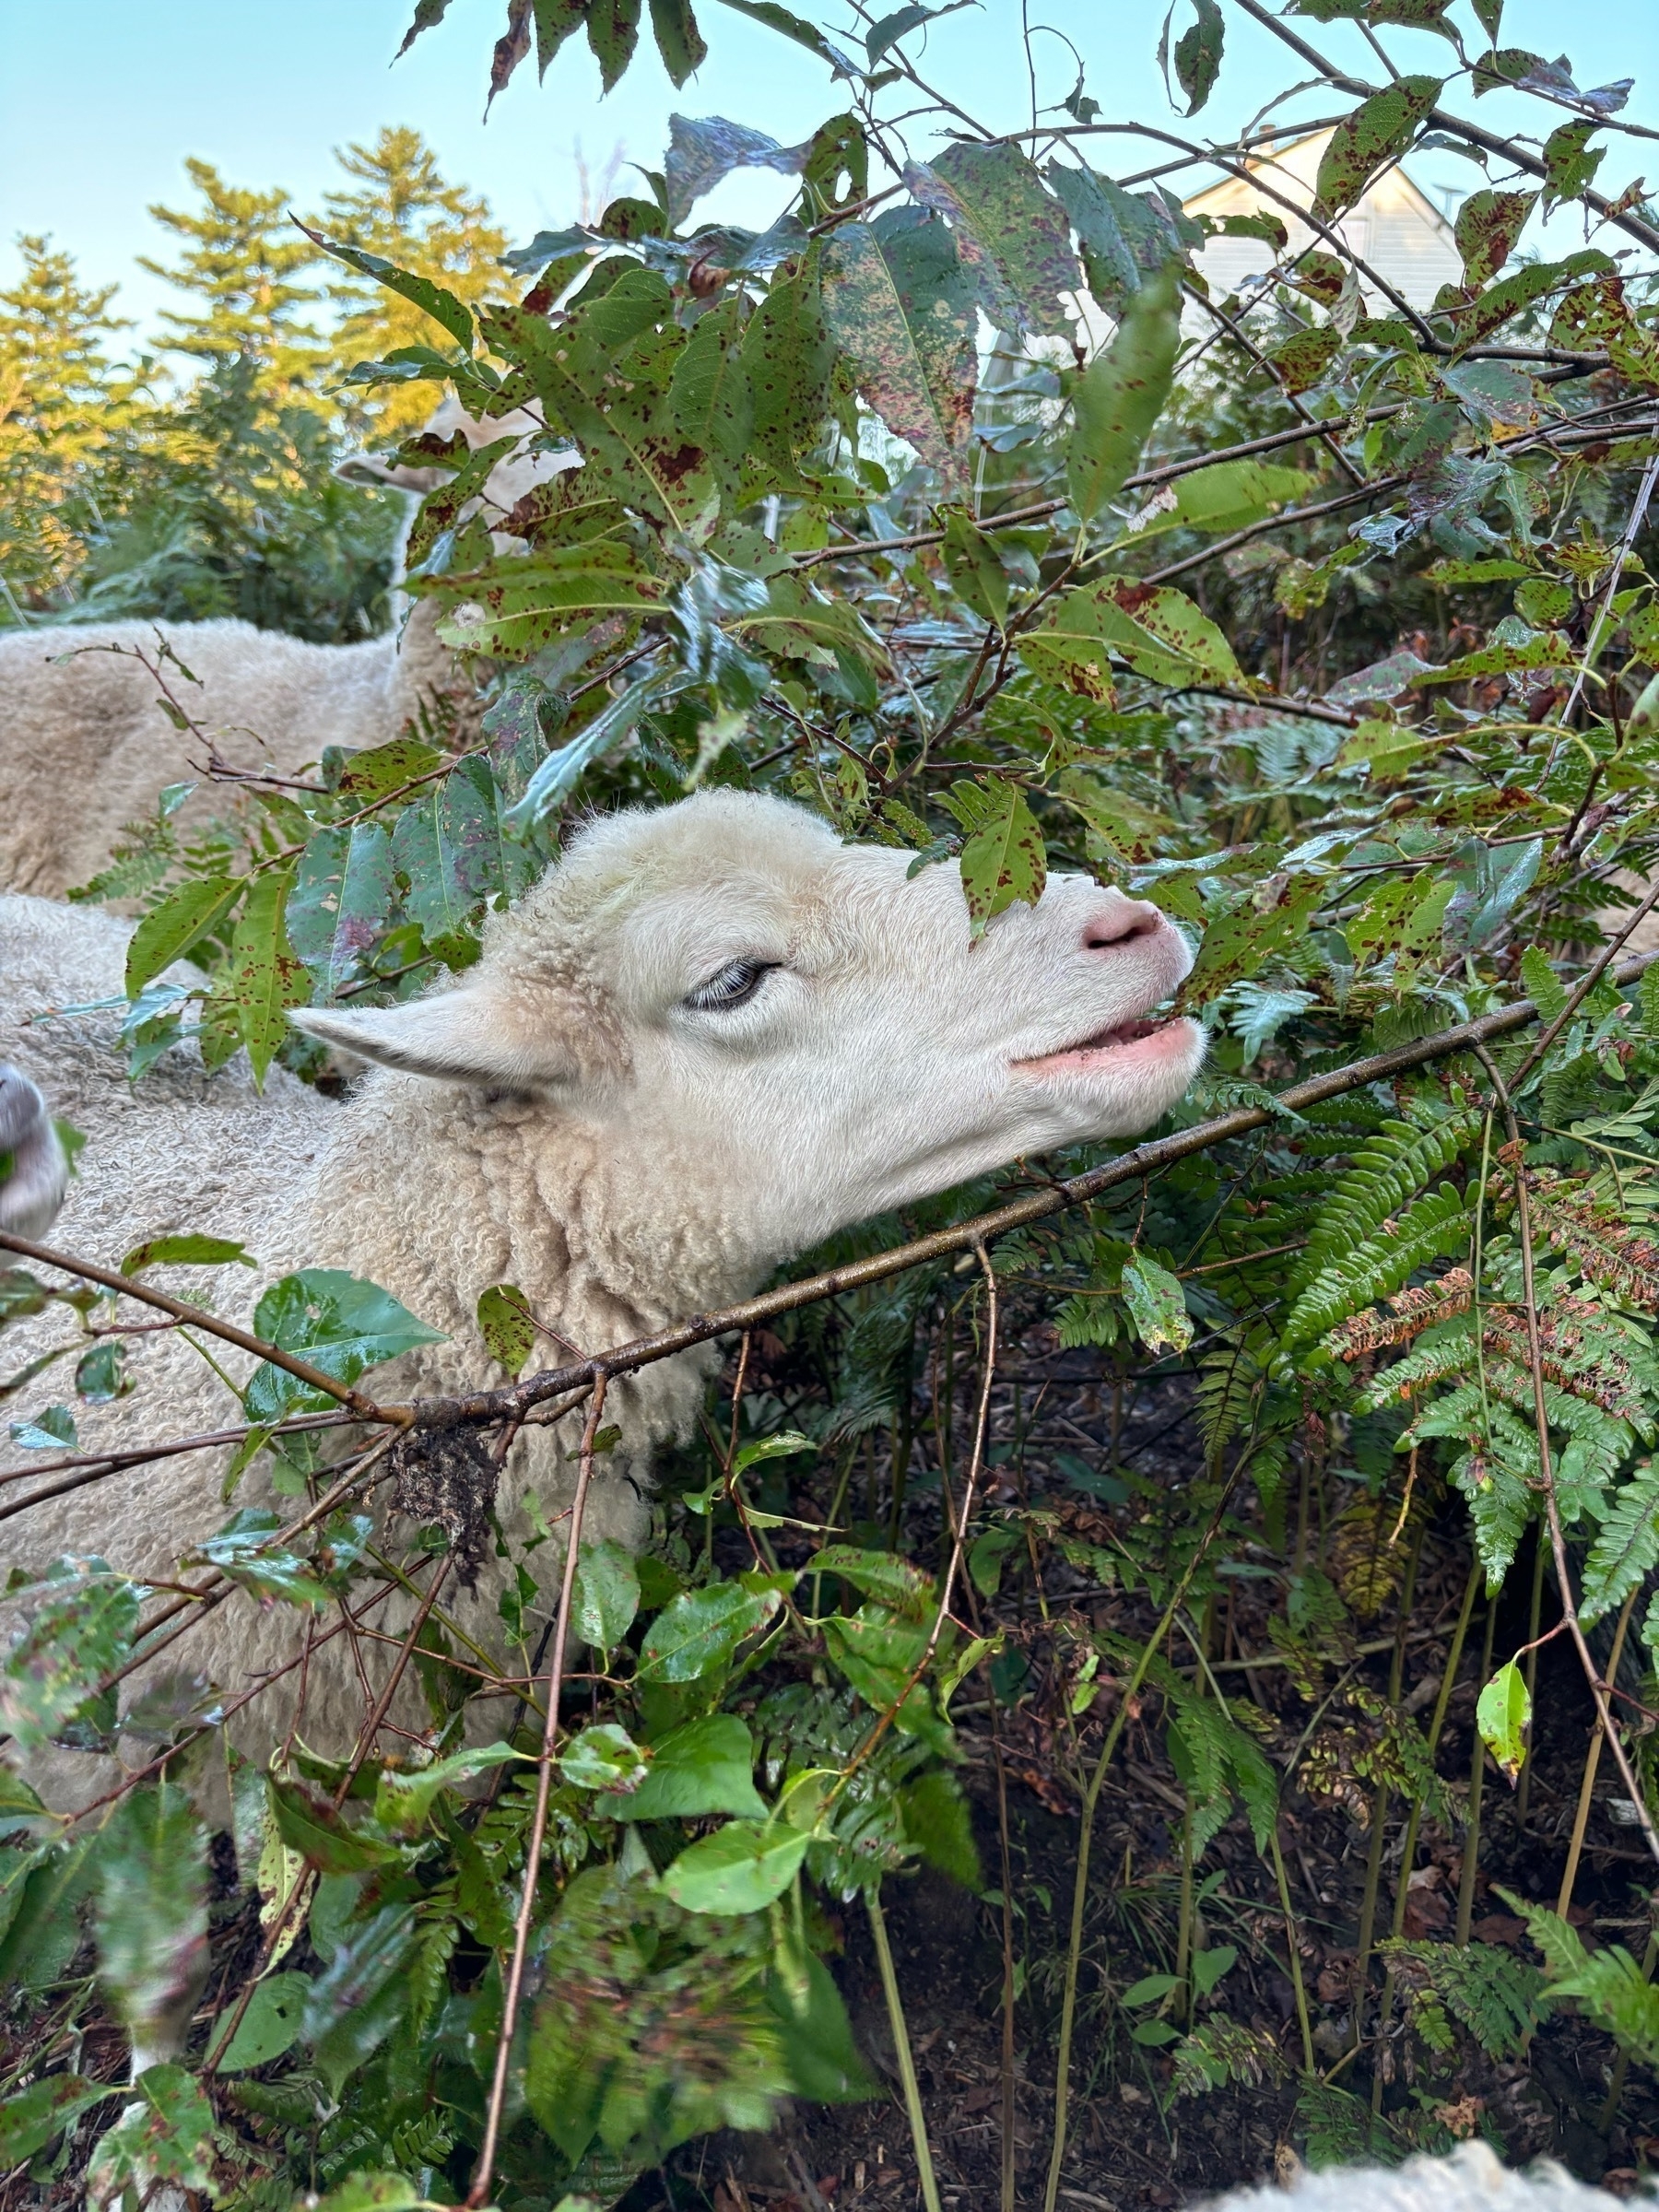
top-left (1378, 1938), bottom-right (1542, 2061)
top-left (1294, 1113), bottom-right (1477, 1287)
top-left (1284, 1185), bottom-right (1471, 1355)
top-left (1582, 1461), bottom-right (1659, 1624)
top-left (1502, 1890), bottom-right (1659, 2071)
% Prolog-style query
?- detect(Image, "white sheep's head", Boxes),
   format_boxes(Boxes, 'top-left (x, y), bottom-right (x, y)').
top-left (0, 1064), bottom-right (69, 1242)
top-left (294, 791), bottom-right (1205, 1265)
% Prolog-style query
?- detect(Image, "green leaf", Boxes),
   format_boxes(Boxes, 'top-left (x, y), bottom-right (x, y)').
top-left (910, 142), bottom-right (1082, 337)
top-left (661, 1819), bottom-right (810, 1912)
top-left (1123, 1971), bottom-right (1182, 2006)
top-left (942, 512), bottom-right (1010, 627)
top-left (95, 1770), bottom-right (207, 2043)
top-left (1454, 188), bottom-right (1537, 286)
top-left (8, 1404), bottom-right (76, 1450)
top-left (433, 543), bottom-right (666, 661)
top-left (769, 1940), bottom-right (881, 2101)
top-left (649, 0), bottom-right (707, 84)
top-left (733, 1430), bottom-right (818, 1477)
top-left (1192, 1942), bottom-right (1238, 1997)
top-left (301, 1901), bottom-right (418, 2093)
top-left (119, 1233), bottom-right (253, 1277)
top-left (668, 296), bottom-right (755, 467)
top-left (269, 1771), bottom-right (399, 1876)
top-left (1032, 577), bottom-right (1247, 692)
top-left (626, 1712), bottom-right (770, 1820)
top-left (714, 0), bottom-right (862, 76)
top-left (636, 1579), bottom-right (782, 1682)
top-left (192, 1507), bottom-right (328, 1606)
top-left (288, 821), bottom-right (398, 1000)
top-left (561, 1721), bottom-right (650, 1793)
top-left (1315, 76), bottom-right (1443, 216)
top-left (1067, 259), bottom-right (1182, 524)
top-left (1442, 248), bottom-right (1612, 352)
top-left (1179, 882), bottom-right (1322, 1007)
top-left (244, 1267), bottom-right (445, 1422)
top-left (218, 1969), bottom-right (310, 2071)
top-left (0, 2074), bottom-right (120, 2166)
top-left (958, 778), bottom-right (1046, 940)
top-left (822, 212), bottom-right (976, 484)
top-left (1162, 0), bottom-right (1223, 114)
top-left (1477, 1660), bottom-right (1531, 1784)
top-left (0, 1559), bottom-right (141, 1750)
top-left (1125, 458), bottom-right (1315, 542)
top-left (477, 1282), bottom-right (538, 1379)
top-left (124, 874), bottom-right (241, 998)
top-left (808, 1545), bottom-right (935, 1620)
top-left (86, 2065), bottom-right (215, 2201)
top-left (230, 868), bottom-right (308, 1088)
top-left (300, 221), bottom-right (475, 348)
top-left (1541, 120), bottom-right (1606, 214)
top-left (1121, 1253), bottom-right (1194, 1357)
top-left (306, 2176), bottom-right (429, 2212)
top-left (371, 1742), bottom-right (527, 1834)
top-left (572, 1537), bottom-right (641, 1656)
top-left (1268, 324), bottom-right (1341, 395)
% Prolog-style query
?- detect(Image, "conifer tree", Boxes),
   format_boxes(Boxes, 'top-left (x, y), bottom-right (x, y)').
top-left (140, 159), bottom-right (326, 403)
top-left (0, 234), bottom-right (135, 610)
top-left (314, 126), bottom-right (509, 434)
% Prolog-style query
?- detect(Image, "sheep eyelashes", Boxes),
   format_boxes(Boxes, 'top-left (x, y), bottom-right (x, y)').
top-left (0, 790), bottom-right (1204, 1799)
top-left (0, 1065), bottom-right (67, 1239)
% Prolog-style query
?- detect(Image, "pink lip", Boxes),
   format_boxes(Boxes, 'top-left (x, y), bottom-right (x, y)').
top-left (1012, 1017), bottom-right (1190, 1078)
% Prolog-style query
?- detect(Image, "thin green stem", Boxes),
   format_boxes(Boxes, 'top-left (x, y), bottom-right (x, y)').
top-left (867, 1886), bottom-right (943, 2212)
top-left (1455, 1598), bottom-right (1500, 1947)
top-left (1268, 1823), bottom-right (1316, 2075)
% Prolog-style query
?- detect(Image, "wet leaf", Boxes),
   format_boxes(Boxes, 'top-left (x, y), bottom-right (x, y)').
top-left (822, 211), bottom-right (976, 482)
top-left (218, 1970), bottom-right (310, 2071)
top-left (636, 1579), bottom-right (781, 1681)
top-left (1315, 76), bottom-right (1443, 216)
top-left (662, 1819), bottom-right (809, 1912)
top-left (908, 142), bottom-right (1081, 336)
top-left (1477, 1659), bottom-right (1531, 1783)
top-left (1122, 1253), bottom-right (1194, 1356)
top-left (269, 1771), bottom-right (400, 1876)
top-left (809, 1545), bottom-right (935, 1620)
top-left (1067, 260), bottom-right (1182, 524)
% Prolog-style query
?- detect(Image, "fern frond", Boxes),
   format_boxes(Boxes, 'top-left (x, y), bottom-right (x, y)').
top-left (1194, 1334), bottom-right (1261, 1456)
top-left (1378, 1938), bottom-right (1542, 2061)
top-left (1581, 1461), bottom-right (1659, 1625)
top-left (1296, 1113), bottom-right (1477, 1286)
top-left (1503, 1891), bottom-right (1659, 2070)
top-left (1326, 1267), bottom-right (1473, 1361)
top-left (1512, 1168), bottom-right (1659, 1308)
top-left (1284, 1185), bottom-right (1471, 1355)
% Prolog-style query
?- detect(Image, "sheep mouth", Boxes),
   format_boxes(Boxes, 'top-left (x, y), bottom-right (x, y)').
top-left (1011, 1014), bottom-right (1179, 1077)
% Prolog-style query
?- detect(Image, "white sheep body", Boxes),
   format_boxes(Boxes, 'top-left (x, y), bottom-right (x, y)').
top-left (0, 403), bottom-right (565, 899)
top-left (1206, 2145), bottom-right (1632, 2212)
top-left (0, 789), bottom-right (1205, 1795)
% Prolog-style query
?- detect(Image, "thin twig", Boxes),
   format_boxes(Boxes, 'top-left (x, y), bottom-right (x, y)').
top-left (466, 1370), bottom-right (608, 2209)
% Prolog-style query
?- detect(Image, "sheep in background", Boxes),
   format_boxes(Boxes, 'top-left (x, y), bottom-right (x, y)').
top-left (0, 789), bottom-right (1204, 1794)
top-left (1206, 2144), bottom-right (1638, 2212)
top-left (0, 399), bottom-right (571, 899)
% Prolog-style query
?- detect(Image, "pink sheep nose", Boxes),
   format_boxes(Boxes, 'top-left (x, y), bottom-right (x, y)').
top-left (1082, 900), bottom-right (1162, 953)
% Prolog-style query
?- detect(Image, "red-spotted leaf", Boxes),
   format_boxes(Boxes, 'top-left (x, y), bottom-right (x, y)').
top-left (1454, 188), bottom-right (1537, 286)
top-left (907, 142), bottom-right (1081, 336)
top-left (955, 779), bottom-right (1046, 941)
top-left (1314, 76), bottom-right (1442, 216)
top-left (231, 870), bottom-right (308, 1089)
top-left (822, 212), bottom-right (976, 483)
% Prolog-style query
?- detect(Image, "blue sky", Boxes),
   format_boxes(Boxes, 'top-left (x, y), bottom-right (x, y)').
top-left (2, 0), bottom-right (1654, 347)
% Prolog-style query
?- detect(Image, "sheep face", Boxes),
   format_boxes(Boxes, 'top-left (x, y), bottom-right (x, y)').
top-left (296, 791), bottom-right (1203, 1270)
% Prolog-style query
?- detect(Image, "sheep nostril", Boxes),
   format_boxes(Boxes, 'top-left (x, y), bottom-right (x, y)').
top-left (1083, 905), bottom-right (1159, 953)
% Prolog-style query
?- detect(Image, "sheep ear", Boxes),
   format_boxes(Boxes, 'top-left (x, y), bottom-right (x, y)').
top-left (290, 985), bottom-right (574, 1090)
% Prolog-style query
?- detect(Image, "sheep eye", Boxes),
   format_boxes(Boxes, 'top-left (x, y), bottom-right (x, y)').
top-left (686, 959), bottom-right (775, 1012)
